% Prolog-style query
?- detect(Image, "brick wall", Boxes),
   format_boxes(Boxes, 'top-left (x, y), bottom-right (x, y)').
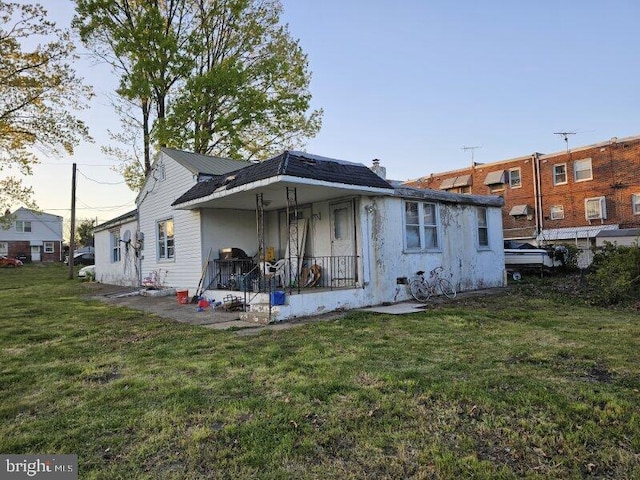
top-left (404, 135), bottom-right (640, 241)
top-left (538, 138), bottom-right (640, 230)
top-left (1, 240), bottom-right (62, 262)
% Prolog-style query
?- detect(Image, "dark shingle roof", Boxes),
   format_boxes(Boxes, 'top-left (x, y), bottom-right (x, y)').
top-left (172, 151), bottom-right (393, 206)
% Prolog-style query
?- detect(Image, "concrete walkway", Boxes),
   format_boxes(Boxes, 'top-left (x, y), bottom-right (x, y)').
top-left (87, 283), bottom-right (507, 335)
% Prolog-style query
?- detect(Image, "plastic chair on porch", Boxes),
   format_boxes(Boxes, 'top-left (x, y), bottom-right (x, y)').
top-left (259, 259), bottom-right (286, 287)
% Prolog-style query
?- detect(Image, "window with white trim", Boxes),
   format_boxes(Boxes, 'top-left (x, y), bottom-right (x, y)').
top-left (509, 168), bottom-right (521, 188)
top-left (477, 207), bottom-right (489, 248)
top-left (585, 196), bottom-right (606, 220)
top-left (553, 164), bottom-right (567, 185)
top-left (550, 205), bottom-right (565, 220)
top-left (44, 242), bottom-right (54, 253)
top-left (157, 218), bottom-right (175, 259)
top-left (111, 231), bottom-right (121, 262)
top-left (16, 220), bottom-right (32, 232)
top-left (574, 158), bottom-right (593, 182)
top-left (0, 242), bottom-right (7, 255)
top-left (404, 201), bottom-right (439, 250)
top-left (633, 194), bottom-right (640, 215)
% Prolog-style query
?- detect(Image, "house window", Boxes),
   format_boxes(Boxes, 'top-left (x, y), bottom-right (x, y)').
top-left (585, 196), bottom-right (606, 220)
top-left (550, 205), bottom-right (565, 220)
top-left (111, 232), bottom-right (121, 262)
top-left (16, 220), bottom-right (32, 232)
top-left (574, 158), bottom-right (593, 182)
top-left (44, 242), bottom-right (54, 254)
top-left (0, 242), bottom-right (7, 255)
top-left (157, 218), bottom-right (175, 259)
top-left (633, 194), bottom-right (640, 215)
top-left (509, 168), bottom-right (521, 188)
top-left (553, 164), bottom-right (567, 185)
top-left (477, 207), bottom-right (489, 248)
top-left (404, 201), bottom-right (439, 250)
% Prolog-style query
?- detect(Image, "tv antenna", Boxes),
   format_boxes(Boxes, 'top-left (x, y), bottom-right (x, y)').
top-left (554, 131), bottom-right (576, 153)
top-left (461, 145), bottom-right (482, 166)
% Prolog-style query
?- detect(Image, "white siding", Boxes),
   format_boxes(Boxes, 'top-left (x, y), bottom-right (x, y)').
top-left (94, 218), bottom-right (139, 286)
top-left (1, 208), bottom-right (63, 243)
top-left (137, 152), bottom-right (204, 292)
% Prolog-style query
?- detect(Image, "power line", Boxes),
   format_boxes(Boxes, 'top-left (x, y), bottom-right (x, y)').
top-left (77, 168), bottom-right (126, 185)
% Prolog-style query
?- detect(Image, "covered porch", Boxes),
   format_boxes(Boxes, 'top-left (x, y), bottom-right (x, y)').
top-left (170, 151), bottom-right (394, 321)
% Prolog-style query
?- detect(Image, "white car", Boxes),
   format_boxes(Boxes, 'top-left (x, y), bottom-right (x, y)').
top-left (78, 264), bottom-right (96, 279)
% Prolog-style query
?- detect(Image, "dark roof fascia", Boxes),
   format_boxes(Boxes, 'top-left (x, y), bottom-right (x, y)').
top-left (394, 186), bottom-right (504, 208)
top-left (94, 209), bottom-right (138, 233)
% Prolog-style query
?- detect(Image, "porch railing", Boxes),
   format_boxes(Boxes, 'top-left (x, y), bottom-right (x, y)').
top-left (209, 255), bottom-right (359, 294)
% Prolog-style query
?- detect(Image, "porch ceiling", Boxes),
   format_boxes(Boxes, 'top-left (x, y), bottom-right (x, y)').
top-left (174, 176), bottom-right (393, 211)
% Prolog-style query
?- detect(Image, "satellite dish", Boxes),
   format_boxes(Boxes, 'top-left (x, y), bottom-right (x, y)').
top-left (122, 230), bottom-right (132, 243)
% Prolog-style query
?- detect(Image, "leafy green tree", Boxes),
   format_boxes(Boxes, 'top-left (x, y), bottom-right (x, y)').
top-left (161, 0), bottom-right (322, 161)
top-left (0, 1), bottom-right (92, 221)
top-left (73, 0), bottom-right (322, 190)
top-left (76, 218), bottom-right (96, 247)
top-left (73, 0), bottom-right (192, 189)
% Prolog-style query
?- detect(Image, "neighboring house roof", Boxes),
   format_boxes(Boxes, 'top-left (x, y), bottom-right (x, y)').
top-left (537, 224), bottom-right (619, 242)
top-left (94, 209), bottom-right (138, 233)
top-left (596, 228), bottom-right (640, 238)
top-left (13, 207), bottom-right (63, 222)
top-left (161, 148), bottom-right (250, 176)
top-left (394, 186), bottom-right (504, 208)
top-left (172, 151), bottom-right (394, 206)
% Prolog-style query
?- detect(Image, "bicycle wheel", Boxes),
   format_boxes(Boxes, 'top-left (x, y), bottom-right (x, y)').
top-left (410, 279), bottom-right (431, 302)
top-left (437, 278), bottom-right (456, 299)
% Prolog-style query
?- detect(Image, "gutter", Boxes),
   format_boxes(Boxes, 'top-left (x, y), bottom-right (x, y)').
top-left (532, 153), bottom-right (543, 237)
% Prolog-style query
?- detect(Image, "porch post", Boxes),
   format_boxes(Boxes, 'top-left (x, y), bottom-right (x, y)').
top-left (286, 187), bottom-right (299, 293)
top-left (256, 193), bottom-right (265, 271)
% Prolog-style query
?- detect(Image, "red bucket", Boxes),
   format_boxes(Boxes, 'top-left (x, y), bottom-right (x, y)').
top-left (176, 290), bottom-right (189, 304)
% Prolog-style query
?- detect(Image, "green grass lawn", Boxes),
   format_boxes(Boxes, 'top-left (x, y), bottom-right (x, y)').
top-left (1, 265), bottom-right (639, 479)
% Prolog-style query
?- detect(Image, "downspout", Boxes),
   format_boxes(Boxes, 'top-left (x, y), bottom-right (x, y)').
top-left (532, 153), bottom-right (543, 243)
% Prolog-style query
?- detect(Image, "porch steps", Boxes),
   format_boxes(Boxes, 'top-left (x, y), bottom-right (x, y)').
top-left (239, 303), bottom-right (280, 324)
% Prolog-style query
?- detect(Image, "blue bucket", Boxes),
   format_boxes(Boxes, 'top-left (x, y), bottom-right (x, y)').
top-left (270, 291), bottom-right (285, 306)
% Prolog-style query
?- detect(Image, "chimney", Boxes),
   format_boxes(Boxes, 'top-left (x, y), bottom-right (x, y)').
top-left (371, 158), bottom-right (386, 179)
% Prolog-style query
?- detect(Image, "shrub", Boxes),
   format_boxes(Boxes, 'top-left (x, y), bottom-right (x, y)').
top-left (588, 242), bottom-right (640, 305)
top-left (552, 243), bottom-right (581, 271)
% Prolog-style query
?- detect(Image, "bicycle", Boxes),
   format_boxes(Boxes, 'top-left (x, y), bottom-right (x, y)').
top-left (409, 266), bottom-right (457, 302)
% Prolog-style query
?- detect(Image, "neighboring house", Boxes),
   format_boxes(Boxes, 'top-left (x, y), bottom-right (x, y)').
top-left (0, 207), bottom-right (63, 262)
top-left (404, 134), bottom-right (640, 263)
top-left (93, 210), bottom-right (139, 286)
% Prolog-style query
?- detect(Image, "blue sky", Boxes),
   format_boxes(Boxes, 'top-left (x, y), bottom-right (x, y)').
top-left (18, 0), bottom-right (640, 224)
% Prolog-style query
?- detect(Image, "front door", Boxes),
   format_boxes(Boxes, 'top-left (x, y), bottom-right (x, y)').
top-left (330, 200), bottom-right (356, 287)
top-left (30, 245), bottom-right (41, 262)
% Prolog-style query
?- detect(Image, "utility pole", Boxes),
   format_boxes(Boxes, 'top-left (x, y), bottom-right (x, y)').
top-left (68, 163), bottom-right (76, 280)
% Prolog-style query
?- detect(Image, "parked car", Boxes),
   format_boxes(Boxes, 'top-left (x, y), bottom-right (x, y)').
top-left (0, 255), bottom-right (23, 267)
top-left (78, 265), bottom-right (95, 279)
top-left (64, 252), bottom-right (95, 266)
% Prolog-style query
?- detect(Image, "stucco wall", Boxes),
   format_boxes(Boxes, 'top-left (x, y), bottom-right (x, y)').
top-left (94, 218), bottom-right (139, 286)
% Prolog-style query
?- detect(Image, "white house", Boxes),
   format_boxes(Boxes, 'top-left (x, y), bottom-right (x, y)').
top-left (116, 148), bottom-right (505, 321)
top-left (0, 207), bottom-right (63, 262)
top-left (93, 210), bottom-right (139, 286)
